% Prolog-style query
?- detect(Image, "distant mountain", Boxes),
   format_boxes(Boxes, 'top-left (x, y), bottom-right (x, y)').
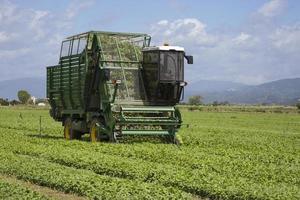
top-left (0, 77), bottom-right (299, 105)
top-left (0, 77), bottom-right (45, 100)
top-left (186, 78), bottom-right (300, 105)
top-left (186, 79), bottom-right (247, 93)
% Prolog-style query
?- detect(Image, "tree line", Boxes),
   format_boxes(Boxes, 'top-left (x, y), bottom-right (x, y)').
top-left (187, 95), bottom-right (300, 109)
top-left (0, 90), bottom-right (47, 106)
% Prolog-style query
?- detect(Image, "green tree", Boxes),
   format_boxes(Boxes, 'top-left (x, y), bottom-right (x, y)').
top-left (17, 90), bottom-right (31, 104)
top-left (0, 98), bottom-right (9, 106)
top-left (212, 101), bottom-right (219, 106)
top-left (296, 102), bottom-right (300, 110)
top-left (188, 95), bottom-right (203, 105)
top-left (9, 100), bottom-right (21, 106)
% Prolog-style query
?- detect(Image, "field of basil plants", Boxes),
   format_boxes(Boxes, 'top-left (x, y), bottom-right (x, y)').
top-left (0, 106), bottom-right (299, 200)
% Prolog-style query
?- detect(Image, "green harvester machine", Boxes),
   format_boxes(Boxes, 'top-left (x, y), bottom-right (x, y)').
top-left (47, 31), bottom-right (193, 143)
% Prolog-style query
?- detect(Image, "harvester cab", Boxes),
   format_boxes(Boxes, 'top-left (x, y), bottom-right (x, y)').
top-left (142, 45), bottom-right (193, 105)
top-left (46, 31), bottom-right (193, 144)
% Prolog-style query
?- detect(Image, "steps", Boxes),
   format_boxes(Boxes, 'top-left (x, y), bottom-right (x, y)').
top-left (115, 106), bottom-right (181, 136)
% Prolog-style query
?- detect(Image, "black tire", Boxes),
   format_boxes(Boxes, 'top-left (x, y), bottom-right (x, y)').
top-left (64, 118), bottom-right (81, 140)
top-left (109, 131), bottom-right (117, 143)
top-left (163, 134), bottom-right (174, 143)
top-left (164, 134), bottom-right (183, 145)
top-left (72, 130), bottom-right (82, 140)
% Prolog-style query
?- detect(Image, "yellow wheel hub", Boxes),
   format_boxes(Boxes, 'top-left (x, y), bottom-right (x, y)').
top-left (90, 125), bottom-right (98, 142)
top-left (64, 123), bottom-right (71, 140)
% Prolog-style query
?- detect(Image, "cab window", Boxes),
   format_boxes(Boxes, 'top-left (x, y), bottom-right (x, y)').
top-left (78, 37), bottom-right (87, 54)
top-left (160, 52), bottom-right (177, 81)
top-left (71, 39), bottom-right (79, 55)
top-left (61, 40), bottom-right (71, 57)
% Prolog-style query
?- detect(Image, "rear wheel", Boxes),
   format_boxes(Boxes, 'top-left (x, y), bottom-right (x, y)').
top-left (64, 118), bottom-right (81, 140)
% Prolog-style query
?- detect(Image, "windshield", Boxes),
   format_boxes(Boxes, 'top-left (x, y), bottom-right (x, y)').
top-left (160, 51), bottom-right (184, 81)
top-left (142, 50), bottom-right (185, 104)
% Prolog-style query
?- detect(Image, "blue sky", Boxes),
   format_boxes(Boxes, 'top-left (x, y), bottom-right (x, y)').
top-left (1, 0), bottom-right (300, 84)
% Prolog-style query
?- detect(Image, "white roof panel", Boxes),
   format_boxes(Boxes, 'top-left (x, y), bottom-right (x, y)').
top-left (143, 46), bottom-right (184, 51)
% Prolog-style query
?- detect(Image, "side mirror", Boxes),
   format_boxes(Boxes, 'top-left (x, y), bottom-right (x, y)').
top-left (185, 55), bottom-right (193, 64)
top-left (180, 81), bottom-right (188, 86)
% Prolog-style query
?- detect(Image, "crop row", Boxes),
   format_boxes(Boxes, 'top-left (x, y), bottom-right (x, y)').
top-left (0, 178), bottom-right (48, 200)
top-left (1, 127), bottom-right (299, 200)
top-left (15, 125), bottom-right (298, 188)
top-left (2, 107), bottom-right (299, 135)
top-left (5, 117), bottom-right (296, 175)
top-left (15, 144), bottom-right (300, 200)
top-left (0, 149), bottom-right (191, 200)
top-left (1, 108), bottom-right (299, 200)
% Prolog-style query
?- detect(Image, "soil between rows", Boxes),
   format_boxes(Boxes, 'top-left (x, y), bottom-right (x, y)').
top-left (0, 174), bottom-right (87, 200)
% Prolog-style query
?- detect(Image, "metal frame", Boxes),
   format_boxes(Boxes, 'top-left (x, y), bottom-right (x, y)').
top-left (47, 31), bottom-right (184, 141)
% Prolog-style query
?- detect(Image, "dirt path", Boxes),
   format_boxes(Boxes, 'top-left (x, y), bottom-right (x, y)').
top-left (0, 174), bottom-right (87, 200)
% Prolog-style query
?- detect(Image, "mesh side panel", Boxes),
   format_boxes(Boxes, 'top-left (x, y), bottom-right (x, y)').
top-left (109, 69), bottom-right (146, 101)
top-left (109, 69), bottom-right (127, 99)
top-left (124, 70), bottom-right (145, 100)
top-left (98, 35), bottom-right (119, 66)
top-left (98, 34), bottom-right (145, 65)
top-left (97, 33), bottom-right (148, 102)
top-left (119, 41), bottom-right (139, 63)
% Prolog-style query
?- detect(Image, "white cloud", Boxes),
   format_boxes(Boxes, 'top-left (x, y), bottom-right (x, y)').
top-left (157, 20), bottom-right (168, 26)
top-left (0, 0), bottom-right (298, 86)
top-left (150, 15), bottom-right (300, 85)
top-left (65, 0), bottom-right (94, 19)
top-left (0, 1), bottom-right (87, 81)
top-left (0, 31), bottom-right (18, 43)
top-left (148, 1), bottom-right (299, 85)
top-left (257, 0), bottom-right (286, 18)
top-left (233, 32), bottom-right (251, 44)
top-left (29, 10), bottom-right (50, 40)
top-left (151, 18), bottom-right (218, 47)
top-left (0, 32), bottom-right (9, 43)
top-left (0, 48), bottom-right (30, 59)
top-left (0, 0), bottom-right (20, 25)
top-left (270, 25), bottom-right (300, 51)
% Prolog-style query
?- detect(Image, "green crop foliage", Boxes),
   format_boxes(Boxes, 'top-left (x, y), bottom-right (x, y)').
top-left (0, 179), bottom-right (48, 200)
top-left (0, 106), bottom-right (299, 199)
top-left (0, 150), bottom-right (190, 200)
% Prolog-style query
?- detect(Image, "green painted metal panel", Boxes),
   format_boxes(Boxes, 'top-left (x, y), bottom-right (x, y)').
top-left (121, 106), bottom-right (175, 112)
top-left (121, 130), bottom-right (170, 135)
top-left (46, 30), bottom-right (184, 140)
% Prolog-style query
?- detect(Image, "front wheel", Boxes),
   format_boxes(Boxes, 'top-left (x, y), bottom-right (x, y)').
top-left (174, 134), bottom-right (183, 145)
top-left (164, 134), bottom-right (183, 145)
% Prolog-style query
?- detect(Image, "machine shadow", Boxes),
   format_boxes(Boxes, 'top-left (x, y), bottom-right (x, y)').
top-left (27, 134), bottom-right (64, 140)
top-left (27, 134), bottom-right (173, 145)
top-left (80, 135), bottom-right (170, 144)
